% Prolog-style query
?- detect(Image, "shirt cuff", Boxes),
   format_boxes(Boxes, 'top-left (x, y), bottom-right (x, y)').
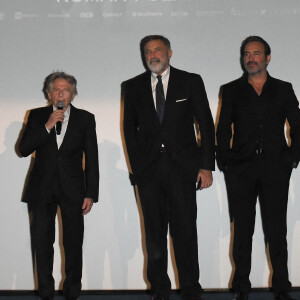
top-left (45, 125), bottom-right (50, 134)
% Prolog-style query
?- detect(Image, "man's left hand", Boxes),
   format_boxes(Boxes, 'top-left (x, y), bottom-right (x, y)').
top-left (197, 169), bottom-right (213, 190)
top-left (82, 198), bottom-right (93, 215)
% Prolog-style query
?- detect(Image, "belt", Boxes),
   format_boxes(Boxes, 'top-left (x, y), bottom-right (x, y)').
top-left (159, 146), bottom-right (167, 153)
top-left (255, 148), bottom-right (264, 155)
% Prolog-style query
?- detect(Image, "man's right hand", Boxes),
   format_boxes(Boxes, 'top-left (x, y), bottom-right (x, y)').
top-left (197, 169), bottom-right (213, 190)
top-left (45, 110), bottom-right (64, 131)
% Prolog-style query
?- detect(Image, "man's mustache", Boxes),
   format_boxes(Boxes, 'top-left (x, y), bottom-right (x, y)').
top-left (150, 58), bottom-right (161, 64)
top-left (247, 61), bottom-right (258, 66)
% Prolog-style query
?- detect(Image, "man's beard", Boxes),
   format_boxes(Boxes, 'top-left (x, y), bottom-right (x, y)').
top-left (244, 61), bottom-right (267, 75)
top-left (147, 59), bottom-right (168, 74)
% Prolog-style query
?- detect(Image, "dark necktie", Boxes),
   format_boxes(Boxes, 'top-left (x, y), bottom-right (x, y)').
top-left (156, 75), bottom-right (165, 123)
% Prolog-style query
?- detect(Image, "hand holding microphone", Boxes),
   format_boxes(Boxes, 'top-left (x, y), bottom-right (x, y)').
top-left (45, 101), bottom-right (64, 132)
top-left (56, 101), bottom-right (64, 135)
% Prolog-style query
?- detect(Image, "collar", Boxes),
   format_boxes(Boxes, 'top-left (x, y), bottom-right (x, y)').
top-left (242, 71), bottom-right (271, 82)
top-left (151, 65), bottom-right (170, 81)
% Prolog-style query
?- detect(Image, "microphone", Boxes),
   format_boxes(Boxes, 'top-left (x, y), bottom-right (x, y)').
top-left (56, 101), bottom-right (64, 135)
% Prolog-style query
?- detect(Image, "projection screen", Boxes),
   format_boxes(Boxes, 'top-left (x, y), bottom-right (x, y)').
top-left (0, 0), bottom-right (299, 291)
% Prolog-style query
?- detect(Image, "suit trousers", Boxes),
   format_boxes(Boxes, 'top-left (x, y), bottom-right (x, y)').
top-left (224, 154), bottom-right (292, 293)
top-left (137, 152), bottom-right (202, 298)
top-left (29, 180), bottom-right (84, 299)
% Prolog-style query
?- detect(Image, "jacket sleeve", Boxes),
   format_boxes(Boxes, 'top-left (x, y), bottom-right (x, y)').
top-left (285, 82), bottom-right (300, 167)
top-left (122, 81), bottom-right (139, 174)
top-left (83, 114), bottom-right (100, 202)
top-left (216, 85), bottom-right (234, 171)
top-left (191, 74), bottom-right (215, 171)
top-left (19, 110), bottom-right (51, 157)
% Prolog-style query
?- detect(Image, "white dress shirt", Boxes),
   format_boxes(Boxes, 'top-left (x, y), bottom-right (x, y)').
top-left (45, 105), bottom-right (71, 149)
top-left (55, 105), bottom-right (70, 149)
top-left (151, 66), bottom-right (170, 108)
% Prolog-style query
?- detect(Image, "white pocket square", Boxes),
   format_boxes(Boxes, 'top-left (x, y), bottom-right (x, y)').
top-left (176, 98), bottom-right (187, 102)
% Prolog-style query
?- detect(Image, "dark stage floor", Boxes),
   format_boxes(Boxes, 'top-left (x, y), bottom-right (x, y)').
top-left (0, 290), bottom-right (299, 300)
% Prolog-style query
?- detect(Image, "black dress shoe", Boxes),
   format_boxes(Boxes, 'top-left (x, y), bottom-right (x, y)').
top-left (275, 292), bottom-right (297, 300)
top-left (232, 293), bottom-right (248, 300)
top-left (151, 294), bottom-right (169, 300)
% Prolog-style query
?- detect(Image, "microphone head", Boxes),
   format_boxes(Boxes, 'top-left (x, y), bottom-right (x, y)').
top-left (57, 101), bottom-right (64, 110)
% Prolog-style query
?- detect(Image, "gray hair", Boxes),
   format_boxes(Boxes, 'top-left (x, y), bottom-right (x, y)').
top-left (43, 71), bottom-right (78, 100)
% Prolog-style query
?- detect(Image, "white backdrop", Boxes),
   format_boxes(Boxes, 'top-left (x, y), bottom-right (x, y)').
top-left (0, 0), bottom-right (300, 291)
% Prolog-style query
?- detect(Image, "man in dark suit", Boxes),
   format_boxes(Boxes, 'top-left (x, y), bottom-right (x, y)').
top-left (19, 72), bottom-right (99, 300)
top-left (123, 35), bottom-right (215, 300)
top-left (216, 36), bottom-right (300, 300)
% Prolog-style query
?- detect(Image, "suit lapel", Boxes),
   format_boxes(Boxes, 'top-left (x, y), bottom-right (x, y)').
top-left (142, 72), bottom-right (161, 126)
top-left (43, 105), bottom-right (59, 151)
top-left (163, 67), bottom-right (180, 124)
top-left (58, 104), bottom-right (77, 152)
top-left (50, 127), bottom-right (57, 150)
top-left (142, 67), bottom-right (180, 126)
top-left (165, 67), bottom-right (178, 104)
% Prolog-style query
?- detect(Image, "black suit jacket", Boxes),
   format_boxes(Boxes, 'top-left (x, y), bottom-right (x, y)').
top-left (123, 66), bottom-right (215, 183)
top-left (216, 74), bottom-right (300, 171)
top-left (19, 104), bottom-right (99, 205)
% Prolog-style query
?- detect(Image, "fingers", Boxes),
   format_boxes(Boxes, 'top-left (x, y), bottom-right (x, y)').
top-left (82, 198), bottom-right (93, 215)
top-left (197, 169), bottom-right (213, 190)
top-left (45, 110), bottom-right (64, 130)
top-left (52, 110), bottom-right (64, 122)
top-left (201, 177), bottom-right (213, 189)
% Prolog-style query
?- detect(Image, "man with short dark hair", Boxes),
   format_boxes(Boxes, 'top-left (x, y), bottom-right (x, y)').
top-left (19, 72), bottom-right (99, 300)
top-left (216, 36), bottom-right (300, 300)
top-left (123, 35), bottom-right (215, 300)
